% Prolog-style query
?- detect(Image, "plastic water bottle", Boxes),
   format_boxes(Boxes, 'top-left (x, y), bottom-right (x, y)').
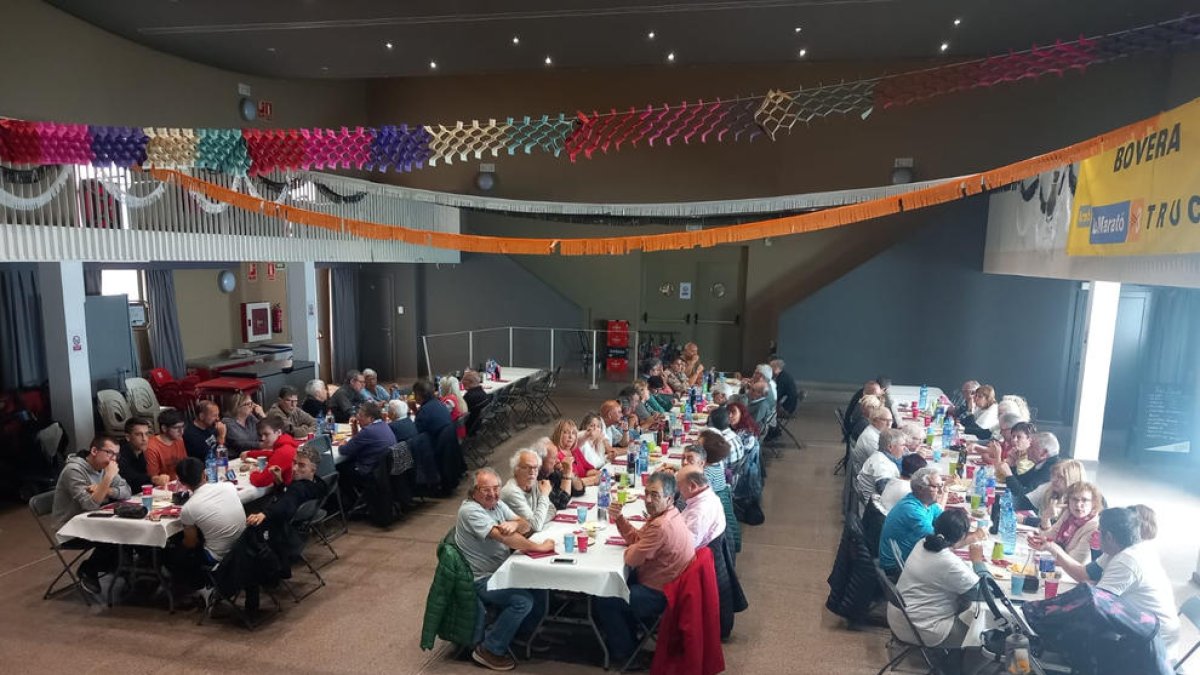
top-left (918, 384), bottom-right (928, 411)
top-left (986, 477), bottom-right (997, 508)
top-left (638, 443), bottom-right (649, 474)
top-left (627, 448), bottom-right (638, 485)
top-left (999, 490), bottom-right (1017, 555)
top-left (205, 447), bottom-right (219, 484)
top-left (325, 411), bottom-right (336, 436)
top-left (942, 417), bottom-right (954, 449)
top-left (216, 445), bottom-right (229, 478)
top-left (598, 470), bottom-right (611, 509)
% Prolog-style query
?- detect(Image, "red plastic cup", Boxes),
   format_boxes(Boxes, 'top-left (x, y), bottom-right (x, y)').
top-left (641, 472), bottom-right (649, 485)
top-left (1043, 579), bottom-right (1059, 599)
top-left (142, 485), bottom-right (153, 496)
top-left (966, 465), bottom-right (976, 479)
top-left (576, 533), bottom-right (588, 553)
top-left (683, 421), bottom-right (691, 433)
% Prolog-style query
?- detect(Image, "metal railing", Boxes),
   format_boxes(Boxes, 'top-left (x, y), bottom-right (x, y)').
top-left (0, 165), bottom-right (460, 263)
top-left (421, 325), bottom-right (662, 390)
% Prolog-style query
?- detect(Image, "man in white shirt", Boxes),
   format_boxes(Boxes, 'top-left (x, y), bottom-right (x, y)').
top-left (168, 457), bottom-right (247, 591)
top-left (852, 405), bottom-right (894, 476)
top-left (601, 400), bottom-right (631, 449)
top-left (1095, 507), bottom-right (1180, 657)
top-left (676, 465), bottom-right (726, 549)
top-left (500, 448), bottom-right (555, 532)
top-left (856, 427), bottom-right (905, 506)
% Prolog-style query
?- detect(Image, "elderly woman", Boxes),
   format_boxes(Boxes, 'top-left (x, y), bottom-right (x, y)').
top-left (849, 394), bottom-right (884, 441)
top-left (664, 356), bottom-right (690, 396)
top-left (979, 415), bottom-right (1027, 465)
top-left (999, 394), bottom-right (1032, 422)
top-left (1031, 481), bottom-right (1103, 564)
top-left (899, 422), bottom-right (929, 456)
top-left (681, 342), bottom-right (705, 387)
top-left (705, 405), bottom-right (744, 465)
top-left (633, 379), bottom-right (669, 416)
top-left (697, 429), bottom-right (741, 553)
top-left (386, 399), bottom-right (417, 442)
top-left (438, 376), bottom-right (468, 439)
top-left (710, 381), bottom-right (732, 407)
top-left (221, 392), bottom-right (265, 453)
top-left (301, 378), bottom-right (328, 419)
top-left (964, 384), bottom-right (999, 435)
top-left (1025, 458), bottom-right (1086, 527)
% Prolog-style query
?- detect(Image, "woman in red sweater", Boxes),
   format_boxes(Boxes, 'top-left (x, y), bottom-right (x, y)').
top-left (240, 415), bottom-right (299, 488)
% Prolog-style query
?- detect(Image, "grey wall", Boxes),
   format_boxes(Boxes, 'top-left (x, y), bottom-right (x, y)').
top-left (778, 197), bottom-right (1081, 423)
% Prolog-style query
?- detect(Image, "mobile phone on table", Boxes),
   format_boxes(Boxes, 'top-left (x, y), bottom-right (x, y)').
top-left (87, 512), bottom-right (115, 518)
top-left (551, 558), bottom-right (576, 565)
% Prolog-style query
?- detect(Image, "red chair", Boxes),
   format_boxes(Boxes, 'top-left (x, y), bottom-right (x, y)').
top-left (148, 368), bottom-right (175, 390)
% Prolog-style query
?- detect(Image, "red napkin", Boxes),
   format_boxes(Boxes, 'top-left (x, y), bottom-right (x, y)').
top-left (553, 513), bottom-right (580, 523)
top-left (611, 457), bottom-right (628, 465)
top-left (150, 506), bottom-right (182, 518)
top-left (667, 452), bottom-right (684, 459)
top-left (568, 501), bottom-right (595, 508)
top-left (626, 514), bottom-right (647, 522)
top-left (605, 536), bottom-right (628, 546)
top-left (521, 548), bottom-right (557, 558)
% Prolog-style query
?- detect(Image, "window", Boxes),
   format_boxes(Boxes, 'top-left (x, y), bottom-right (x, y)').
top-left (100, 269), bottom-right (144, 302)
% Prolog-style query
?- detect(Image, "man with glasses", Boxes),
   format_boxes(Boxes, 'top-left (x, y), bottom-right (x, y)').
top-left (51, 435), bottom-right (131, 593)
top-left (456, 468), bottom-right (552, 671)
top-left (146, 409), bottom-right (189, 483)
top-left (598, 472), bottom-right (695, 665)
top-left (328, 370), bottom-right (368, 423)
top-left (267, 385), bottom-right (317, 439)
top-left (500, 447), bottom-right (556, 533)
top-left (879, 467), bottom-right (950, 578)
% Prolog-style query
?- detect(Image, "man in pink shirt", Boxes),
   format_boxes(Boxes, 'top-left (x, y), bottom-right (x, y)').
top-left (599, 472), bottom-right (695, 664)
top-left (676, 464), bottom-right (726, 549)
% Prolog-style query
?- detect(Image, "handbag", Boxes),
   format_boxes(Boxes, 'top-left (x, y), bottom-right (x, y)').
top-left (114, 503), bottom-right (148, 519)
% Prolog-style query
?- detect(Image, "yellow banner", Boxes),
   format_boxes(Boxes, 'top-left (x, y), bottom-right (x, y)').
top-left (1067, 98), bottom-right (1200, 256)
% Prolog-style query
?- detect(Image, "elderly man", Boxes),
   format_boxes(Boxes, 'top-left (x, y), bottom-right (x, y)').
top-left (183, 400), bottom-right (226, 462)
top-left (770, 358), bottom-right (799, 416)
top-left (385, 399), bottom-right (417, 443)
top-left (456, 468), bottom-right (553, 671)
top-left (52, 435), bottom-right (132, 593)
top-left (845, 380), bottom-right (881, 434)
top-left (600, 399), bottom-right (631, 449)
top-left (994, 431), bottom-right (1062, 511)
top-left (856, 427), bottom-right (907, 506)
top-left (952, 380), bottom-right (981, 419)
top-left (710, 381), bottom-right (732, 407)
top-left (681, 342), bottom-right (705, 387)
top-left (461, 370), bottom-right (491, 434)
top-left (501, 447), bottom-right (556, 532)
top-left (118, 417), bottom-right (153, 492)
top-left (665, 356), bottom-right (690, 396)
top-left (1093, 507), bottom-right (1180, 657)
top-left (267, 385), bottom-right (317, 439)
top-left (362, 368), bottom-right (389, 401)
top-left (413, 379), bottom-right (452, 437)
top-left (327, 370), bottom-right (367, 423)
top-left (850, 401), bottom-right (893, 476)
top-left (598, 472), bottom-right (695, 664)
top-left (339, 402), bottom-right (394, 477)
top-left (301, 378), bottom-right (328, 419)
top-left (676, 464), bottom-right (726, 549)
top-left (746, 378), bottom-right (774, 432)
top-left (879, 466), bottom-right (952, 576)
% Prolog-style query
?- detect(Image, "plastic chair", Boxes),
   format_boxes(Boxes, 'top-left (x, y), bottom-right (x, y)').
top-left (96, 389), bottom-right (132, 436)
top-left (1177, 595), bottom-right (1200, 671)
top-left (125, 377), bottom-right (171, 427)
top-left (28, 490), bottom-right (94, 605)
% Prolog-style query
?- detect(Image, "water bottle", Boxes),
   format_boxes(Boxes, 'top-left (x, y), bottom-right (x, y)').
top-left (986, 476), bottom-right (997, 509)
top-left (627, 449), bottom-right (638, 485)
top-left (205, 447), bottom-right (218, 485)
top-left (942, 418), bottom-right (954, 449)
top-left (638, 443), bottom-right (649, 474)
top-left (598, 470), bottom-right (611, 509)
top-left (918, 384), bottom-right (928, 411)
top-left (999, 489), bottom-right (1017, 555)
top-left (216, 445), bottom-right (229, 477)
top-left (325, 411), bottom-right (336, 436)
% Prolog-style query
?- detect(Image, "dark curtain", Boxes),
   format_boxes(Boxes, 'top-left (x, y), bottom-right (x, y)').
top-left (145, 270), bottom-right (187, 379)
top-left (1142, 288), bottom-right (1200, 386)
top-left (331, 267), bottom-right (359, 382)
top-left (83, 268), bottom-right (102, 296)
top-left (0, 266), bottom-right (47, 389)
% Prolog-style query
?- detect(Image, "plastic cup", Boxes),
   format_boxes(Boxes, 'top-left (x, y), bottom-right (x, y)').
top-left (683, 421), bottom-right (691, 433)
top-left (966, 465), bottom-right (976, 479)
top-left (257, 457), bottom-right (267, 471)
top-left (576, 533), bottom-right (588, 553)
top-left (141, 494), bottom-right (153, 511)
top-left (970, 494), bottom-right (982, 509)
top-left (1043, 579), bottom-right (1059, 599)
top-left (641, 472), bottom-right (649, 486)
top-left (617, 488), bottom-right (628, 505)
top-left (563, 534), bottom-right (575, 553)
top-left (992, 542), bottom-right (1005, 562)
top-left (577, 506), bottom-right (588, 524)
top-left (1010, 574), bottom-right (1025, 596)
top-left (948, 462), bottom-right (958, 476)
top-left (142, 485), bottom-right (153, 497)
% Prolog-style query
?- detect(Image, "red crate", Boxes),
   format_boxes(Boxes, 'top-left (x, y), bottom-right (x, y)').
top-left (606, 332), bottom-right (629, 348)
top-left (606, 320), bottom-right (629, 333)
top-left (606, 357), bottom-right (628, 372)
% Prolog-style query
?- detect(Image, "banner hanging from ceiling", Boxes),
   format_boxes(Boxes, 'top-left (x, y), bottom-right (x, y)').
top-left (1067, 97), bottom-right (1200, 256)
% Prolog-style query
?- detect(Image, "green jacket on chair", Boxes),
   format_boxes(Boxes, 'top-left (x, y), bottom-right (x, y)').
top-left (420, 529), bottom-right (479, 650)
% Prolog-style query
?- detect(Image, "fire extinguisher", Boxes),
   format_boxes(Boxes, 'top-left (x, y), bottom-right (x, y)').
top-left (271, 303), bottom-right (283, 334)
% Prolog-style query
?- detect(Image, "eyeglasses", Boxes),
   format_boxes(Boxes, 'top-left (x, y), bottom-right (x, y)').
top-left (98, 448), bottom-right (118, 457)
top-left (518, 464), bottom-right (540, 472)
top-left (644, 491), bottom-right (664, 500)
top-left (283, 398), bottom-right (299, 404)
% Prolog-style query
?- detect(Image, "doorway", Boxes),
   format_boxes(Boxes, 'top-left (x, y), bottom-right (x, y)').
top-left (359, 270), bottom-right (396, 379)
top-left (640, 247), bottom-right (745, 372)
top-left (1099, 286), bottom-right (1152, 460)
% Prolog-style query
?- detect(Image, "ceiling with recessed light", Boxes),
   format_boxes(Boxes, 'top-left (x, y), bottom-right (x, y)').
top-left (44, 0), bottom-right (1195, 79)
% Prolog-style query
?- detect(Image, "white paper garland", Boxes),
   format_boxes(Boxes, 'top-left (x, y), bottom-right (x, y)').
top-left (0, 165), bottom-right (72, 210)
top-left (97, 177), bottom-right (167, 208)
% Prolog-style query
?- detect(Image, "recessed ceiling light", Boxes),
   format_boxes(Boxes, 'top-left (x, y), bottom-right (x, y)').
top-left (544, 55), bottom-right (553, 65)
top-left (798, 48), bottom-right (807, 58)
top-left (512, 36), bottom-right (520, 45)
top-left (794, 27), bottom-right (802, 33)
top-left (667, 51), bottom-right (676, 62)
top-left (647, 31), bottom-right (656, 39)
top-left (429, 60), bottom-right (438, 70)
top-left (385, 42), bottom-right (393, 50)
top-left (266, 47), bottom-right (276, 52)
top-left (320, 66), bottom-right (329, 72)
top-left (953, 18), bottom-right (962, 26)
top-left (940, 42), bottom-right (949, 52)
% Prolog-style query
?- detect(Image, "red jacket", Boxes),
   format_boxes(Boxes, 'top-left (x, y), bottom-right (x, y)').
top-left (243, 434), bottom-right (299, 488)
top-left (651, 546), bottom-right (725, 675)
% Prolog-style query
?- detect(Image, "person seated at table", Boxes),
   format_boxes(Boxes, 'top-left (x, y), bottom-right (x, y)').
top-left (770, 358), bottom-right (799, 416)
top-left (665, 356), bottom-right (690, 395)
top-left (627, 385), bottom-right (667, 430)
top-left (339, 402), bottom-right (394, 477)
top-left (639, 356), bottom-right (664, 382)
top-left (879, 467), bottom-right (947, 577)
top-left (386, 399), bottom-right (417, 443)
top-left (998, 394), bottom-right (1032, 423)
top-left (455, 468), bottom-right (553, 672)
top-left (855, 427), bottom-right (906, 506)
top-left (599, 472), bottom-right (695, 665)
top-left (1056, 503), bottom-right (1158, 585)
top-left (889, 508), bottom-right (989, 649)
top-left (267, 385), bottom-right (317, 439)
top-left (301, 378), bottom-right (329, 419)
top-left (899, 421), bottom-right (930, 458)
top-left (572, 413), bottom-right (609, 482)
top-left (710, 381), bottom-right (732, 407)
top-left (413, 379), bottom-right (452, 437)
top-left (328, 370), bottom-right (369, 423)
top-left (240, 415), bottom-right (299, 488)
top-left (52, 435), bottom-right (131, 594)
top-left (844, 379), bottom-right (881, 435)
top-left (705, 405), bottom-right (744, 468)
top-left (848, 394), bottom-right (884, 443)
top-left (950, 380), bottom-right (980, 420)
top-left (500, 448), bottom-right (556, 533)
top-left (961, 384), bottom-right (999, 438)
top-left (1025, 458), bottom-right (1086, 528)
top-left (633, 380), bottom-right (668, 417)
top-left (220, 393), bottom-right (264, 454)
top-left (681, 341), bottom-right (705, 387)
top-left (362, 368), bottom-right (390, 401)
top-left (746, 378), bottom-right (774, 433)
top-left (994, 431), bottom-right (1061, 511)
top-left (696, 429), bottom-right (732, 493)
top-left (977, 414), bottom-right (1025, 465)
top-left (601, 399), bottom-right (632, 449)
top-left (439, 376), bottom-right (469, 438)
top-left (1031, 481), bottom-right (1103, 564)
top-left (534, 436), bottom-right (584, 509)
top-left (168, 457), bottom-right (247, 591)
top-left (880, 453), bottom-right (928, 513)
top-left (461, 370), bottom-right (492, 435)
top-left (184, 400), bottom-right (228, 461)
top-left (118, 417), bottom-right (154, 492)
top-left (145, 409), bottom-right (188, 483)
top-left (676, 464), bottom-right (726, 549)
top-left (244, 443), bottom-right (327, 558)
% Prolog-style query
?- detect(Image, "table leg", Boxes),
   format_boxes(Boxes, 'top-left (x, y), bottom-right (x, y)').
top-left (587, 596), bottom-right (610, 671)
top-left (108, 544), bottom-right (125, 608)
top-left (152, 548), bottom-right (174, 614)
top-left (525, 592), bottom-right (550, 660)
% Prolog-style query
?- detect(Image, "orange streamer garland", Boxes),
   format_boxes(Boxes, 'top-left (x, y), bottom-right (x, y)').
top-left (148, 105), bottom-right (1166, 256)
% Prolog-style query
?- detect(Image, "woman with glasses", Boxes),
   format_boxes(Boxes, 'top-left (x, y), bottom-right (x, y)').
top-left (1031, 481), bottom-right (1104, 564)
top-left (222, 391), bottom-right (265, 453)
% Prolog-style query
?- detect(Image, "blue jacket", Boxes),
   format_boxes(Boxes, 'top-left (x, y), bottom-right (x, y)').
top-left (339, 420), bottom-right (395, 474)
top-left (416, 399), bottom-right (452, 436)
top-left (390, 418), bottom-right (418, 443)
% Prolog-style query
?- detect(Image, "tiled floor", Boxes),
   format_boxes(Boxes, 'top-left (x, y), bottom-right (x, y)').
top-left (0, 379), bottom-right (1195, 674)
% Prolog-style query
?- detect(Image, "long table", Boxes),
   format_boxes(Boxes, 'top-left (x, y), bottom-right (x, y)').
top-left (480, 366), bottom-right (542, 395)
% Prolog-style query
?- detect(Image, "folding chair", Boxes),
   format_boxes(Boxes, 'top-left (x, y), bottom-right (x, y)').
top-left (197, 566), bottom-right (283, 630)
top-left (28, 491), bottom-right (94, 605)
top-left (283, 499), bottom-right (329, 602)
top-left (620, 608), bottom-right (665, 673)
top-left (1177, 595), bottom-right (1200, 671)
top-left (774, 393), bottom-right (805, 453)
top-left (888, 540), bottom-right (907, 573)
top-left (315, 470), bottom-right (349, 542)
top-left (874, 562), bottom-right (961, 675)
top-left (833, 407), bottom-right (850, 475)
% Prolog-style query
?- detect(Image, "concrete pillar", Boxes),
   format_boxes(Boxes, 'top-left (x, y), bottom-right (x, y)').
top-left (37, 262), bottom-right (94, 450)
top-left (1071, 281), bottom-right (1121, 462)
top-left (286, 261), bottom-right (319, 366)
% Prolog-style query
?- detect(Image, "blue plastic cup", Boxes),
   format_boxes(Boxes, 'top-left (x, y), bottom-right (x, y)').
top-left (1010, 574), bottom-right (1025, 596)
top-left (563, 534), bottom-right (575, 553)
top-left (577, 506), bottom-right (588, 524)
top-left (141, 495), bottom-right (153, 512)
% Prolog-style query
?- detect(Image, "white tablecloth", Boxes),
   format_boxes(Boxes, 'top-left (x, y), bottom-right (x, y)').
top-left (888, 384), bottom-right (947, 418)
top-left (481, 367), bottom-right (541, 394)
top-left (57, 504), bottom-right (183, 547)
top-left (487, 452), bottom-right (682, 601)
